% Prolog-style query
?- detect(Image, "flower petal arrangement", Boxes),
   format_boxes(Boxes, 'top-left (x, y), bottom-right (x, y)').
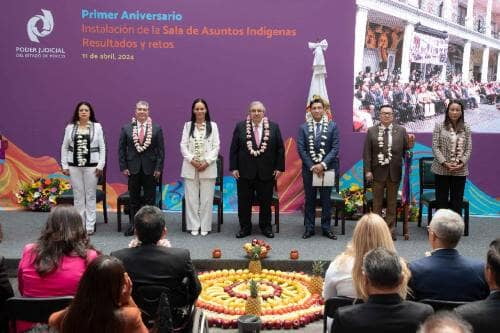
top-left (16, 177), bottom-right (70, 212)
top-left (340, 184), bottom-right (365, 216)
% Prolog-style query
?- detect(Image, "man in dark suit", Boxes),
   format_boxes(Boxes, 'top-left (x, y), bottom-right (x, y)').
top-left (409, 209), bottom-right (489, 301)
top-left (229, 101), bottom-right (285, 239)
top-left (363, 104), bottom-right (414, 239)
top-left (297, 98), bottom-right (339, 239)
top-left (332, 247), bottom-right (433, 333)
top-left (455, 238), bottom-right (500, 332)
top-left (119, 100), bottom-right (164, 236)
top-left (111, 206), bottom-right (201, 314)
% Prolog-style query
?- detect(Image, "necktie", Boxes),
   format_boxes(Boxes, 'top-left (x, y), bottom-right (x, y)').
top-left (315, 123), bottom-right (321, 140)
top-left (139, 125), bottom-right (145, 144)
top-left (383, 128), bottom-right (389, 153)
top-left (254, 125), bottom-right (260, 146)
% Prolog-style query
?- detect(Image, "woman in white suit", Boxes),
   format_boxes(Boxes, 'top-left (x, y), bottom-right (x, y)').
top-left (61, 102), bottom-right (106, 235)
top-left (180, 98), bottom-right (220, 236)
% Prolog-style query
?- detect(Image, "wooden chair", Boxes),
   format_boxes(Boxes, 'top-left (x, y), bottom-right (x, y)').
top-left (182, 155), bottom-right (224, 233)
top-left (420, 298), bottom-right (467, 311)
top-left (116, 173), bottom-right (163, 232)
top-left (6, 296), bottom-right (73, 332)
top-left (314, 162), bottom-right (346, 234)
top-left (251, 180), bottom-right (280, 233)
top-left (57, 166), bottom-right (108, 226)
top-left (323, 296), bottom-right (362, 333)
top-left (418, 157), bottom-right (470, 235)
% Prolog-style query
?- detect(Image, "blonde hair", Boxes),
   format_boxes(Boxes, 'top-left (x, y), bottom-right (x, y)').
top-left (351, 213), bottom-right (411, 300)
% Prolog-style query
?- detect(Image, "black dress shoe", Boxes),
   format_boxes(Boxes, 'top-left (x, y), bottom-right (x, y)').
top-left (302, 231), bottom-right (315, 239)
top-left (322, 231), bottom-right (337, 240)
top-left (263, 230), bottom-right (274, 238)
top-left (124, 225), bottom-right (134, 237)
top-left (236, 230), bottom-right (251, 238)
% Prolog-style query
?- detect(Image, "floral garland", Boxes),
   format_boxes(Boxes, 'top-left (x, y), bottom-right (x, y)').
top-left (307, 115), bottom-right (329, 163)
top-left (132, 117), bottom-right (153, 153)
top-left (193, 122), bottom-right (206, 161)
top-left (75, 122), bottom-right (90, 167)
top-left (377, 124), bottom-right (393, 165)
top-left (449, 127), bottom-right (464, 164)
top-left (246, 116), bottom-right (270, 156)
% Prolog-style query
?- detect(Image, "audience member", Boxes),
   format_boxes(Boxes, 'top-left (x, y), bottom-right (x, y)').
top-left (455, 238), bottom-right (500, 332)
top-left (0, 255), bottom-right (14, 333)
top-left (417, 311), bottom-right (472, 333)
top-left (409, 209), bottom-right (489, 301)
top-left (111, 206), bottom-right (201, 329)
top-left (17, 205), bottom-right (99, 332)
top-left (331, 247), bottom-right (433, 333)
top-left (49, 255), bottom-right (148, 333)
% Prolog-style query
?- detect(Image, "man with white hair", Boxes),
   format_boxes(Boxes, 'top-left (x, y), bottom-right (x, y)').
top-left (409, 209), bottom-right (489, 301)
top-left (417, 311), bottom-right (472, 333)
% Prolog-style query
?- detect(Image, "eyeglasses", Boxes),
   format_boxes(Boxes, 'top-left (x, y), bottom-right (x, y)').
top-left (380, 112), bottom-right (394, 116)
top-left (136, 107), bottom-right (148, 111)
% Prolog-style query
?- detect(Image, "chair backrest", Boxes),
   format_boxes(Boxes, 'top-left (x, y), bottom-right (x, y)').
top-left (323, 296), bottom-right (362, 333)
top-left (420, 298), bottom-right (467, 311)
top-left (6, 296), bottom-right (73, 329)
top-left (419, 157), bottom-right (435, 192)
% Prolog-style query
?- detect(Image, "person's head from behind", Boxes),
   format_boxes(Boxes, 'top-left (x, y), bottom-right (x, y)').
top-left (417, 311), bottom-right (472, 333)
top-left (362, 247), bottom-right (403, 295)
top-left (36, 205), bottom-right (89, 275)
top-left (60, 256), bottom-right (127, 333)
top-left (485, 238), bottom-right (500, 290)
top-left (352, 213), bottom-right (397, 299)
top-left (428, 209), bottom-right (464, 250)
top-left (134, 205), bottom-right (166, 245)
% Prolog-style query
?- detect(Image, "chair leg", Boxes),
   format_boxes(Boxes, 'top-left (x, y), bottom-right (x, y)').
top-left (217, 204), bottom-right (221, 233)
top-left (427, 206), bottom-right (433, 226)
top-left (464, 203), bottom-right (469, 236)
top-left (334, 207), bottom-right (339, 227)
top-left (181, 197), bottom-right (186, 232)
top-left (418, 202), bottom-right (423, 227)
top-left (341, 209), bottom-right (345, 235)
top-left (275, 203), bottom-right (280, 233)
top-left (103, 198), bottom-right (108, 224)
top-left (117, 203), bottom-right (122, 232)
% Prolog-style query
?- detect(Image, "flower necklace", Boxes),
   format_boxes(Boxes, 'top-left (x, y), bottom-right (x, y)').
top-left (246, 116), bottom-right (270, 156)
top-left (193, 122), bottom-right (206, 161)
top-left (449, 126), bottom-right (464, 164)
top-left (307, 115), bottom-right (329, 163)
top-left (132, 117), bottom-right (153, 153)
top-left (75, 122), bottom-right (91, 167)
top-left (377, 124), bottom-right (393, 166)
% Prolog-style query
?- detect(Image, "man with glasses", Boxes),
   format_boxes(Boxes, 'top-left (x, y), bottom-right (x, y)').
top-left (409, 209), bottom-right (489, 301)
top-left (363, 104), bottom-right (414, 239)
top-left (119, 100), bottom-right (165, 236)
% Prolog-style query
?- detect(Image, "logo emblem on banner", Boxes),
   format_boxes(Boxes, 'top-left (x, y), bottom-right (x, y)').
top-left (27, 9), bottom-right (54, 43)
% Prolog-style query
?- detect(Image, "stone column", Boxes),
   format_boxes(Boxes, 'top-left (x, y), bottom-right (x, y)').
top-left (400, 22), bottom-right (415, 83)
top-left (462, 40), bottom-right (471, 82)
top-left (465, 0), bottom-right (475, 30)
top-left (481, 47), bottom-right (490, 83)
top-left (442, 0), bottom-right (452, 21)
top-left (353, 5), bottom-right (369, 79)
top-left (496, 53), bottom-right (500, 82)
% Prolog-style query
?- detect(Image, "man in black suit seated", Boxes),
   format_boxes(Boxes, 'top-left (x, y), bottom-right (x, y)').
top-left (455, 238), bottom-right (500, 333)
top-left (332, 247), bottom-right (433, 333)
top-left (409, 209), bottom-right (489, 301)
top-left (229, 101), bottom-right (285, 239)
top-left (111, 206), bottom-right (201, 315)
top-left (417, 311), bottom-right (472, 333)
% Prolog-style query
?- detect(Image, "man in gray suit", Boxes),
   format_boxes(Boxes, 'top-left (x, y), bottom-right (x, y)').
top-left (363, 104), bottom-right (414, 238)
top-left (119, 100), bottom-right (164, 236)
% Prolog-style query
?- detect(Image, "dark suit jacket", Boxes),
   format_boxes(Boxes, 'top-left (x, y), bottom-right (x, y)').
top-left (0, 256), bottom-right (14, 333)
top-left (455, 290), bottom-right (500, 333)
top-left (118, 123), bottom-right (165, 175)
top-left (363, 124), bottom-right (409, 182)
top-left (229, 120), bottom-right (285, 181)
top-left (409, 249), bottom-right (489, 301)
top-left (297, 121), bottom-right (340, 172)
top-left (111, 245), bottom-right (201, 307)
top-left (331, 294), bottom-right (433, 333)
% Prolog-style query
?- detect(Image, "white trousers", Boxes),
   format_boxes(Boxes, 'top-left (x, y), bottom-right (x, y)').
top-left (68, 166), bottom-right (98, 232)
top-left (184, 173), bottom-right (215, 232)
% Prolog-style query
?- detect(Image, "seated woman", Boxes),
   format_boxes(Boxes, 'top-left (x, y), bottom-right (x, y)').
top-left (17, 205), bottom-right (99, 332)
top-left (49, 256), bottom-right (148, 333)
top-left (323, 213), bottom-right (409, 331)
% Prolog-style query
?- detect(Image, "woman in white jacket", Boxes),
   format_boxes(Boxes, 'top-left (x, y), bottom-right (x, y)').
top-left (61, 102), bottom-right (106, 234)
top-left (180, 98), bottom-right (220, 236)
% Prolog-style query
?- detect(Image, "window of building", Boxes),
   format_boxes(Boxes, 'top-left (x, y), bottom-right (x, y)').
top-left (458, 5), bottom-right (467, 25)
